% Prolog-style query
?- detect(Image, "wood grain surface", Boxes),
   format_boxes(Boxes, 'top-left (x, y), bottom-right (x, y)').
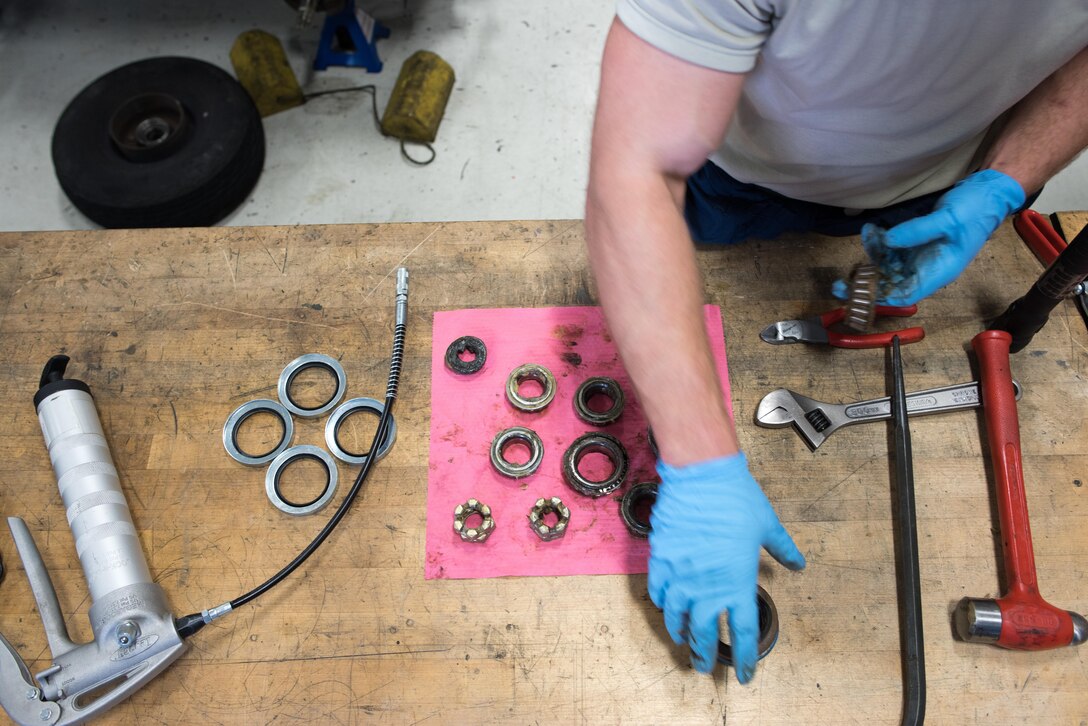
top-left (0, 219), bottom-right (1085, 724)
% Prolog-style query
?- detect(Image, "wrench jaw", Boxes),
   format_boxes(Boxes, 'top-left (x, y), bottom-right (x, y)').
top-left (754, 389), bottom-right (827, 450)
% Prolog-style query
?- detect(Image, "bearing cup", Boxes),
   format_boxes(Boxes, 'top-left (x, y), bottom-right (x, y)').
top-left (562, 432), bottom-right (629, 497)
top-left (620, 481), bottom-right (658, 538)
top-left (444, 335), bottom-right (487, 374)
top-left (573, 376), bottom-right (625, 426)
top-left (278, 353), bottom-right (348, 418)
top-left (453, 498), bottom-right (495, 542)
top-left (223, 398), bottom-right (294, 466)
top-left (325, 397), bottom-right (397, 465)
top-left (505, 363), bottom-right (557, 412)
top-left (490, 426), bottom-right (544, 478)
top-left (716, 585), bottom-right (780, 666)
top-left (528, 496), bottom-right (570, 541)
top-left (265, 444), bottom-right (339, 516)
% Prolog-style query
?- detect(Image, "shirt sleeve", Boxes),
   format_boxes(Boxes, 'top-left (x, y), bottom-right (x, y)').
top-left (616, 0), bottom-right (777, 73)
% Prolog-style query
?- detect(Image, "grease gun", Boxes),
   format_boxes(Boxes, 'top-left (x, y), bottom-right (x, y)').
top-left (1, 268), bottom-right (409, 724)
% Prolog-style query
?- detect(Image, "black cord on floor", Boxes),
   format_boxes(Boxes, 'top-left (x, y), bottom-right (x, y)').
top-left (304, 85), bottom-right (436, 166)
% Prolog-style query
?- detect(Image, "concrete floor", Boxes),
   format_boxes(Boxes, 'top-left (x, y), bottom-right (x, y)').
top-left (0, 0), bottom-right (1085, 232)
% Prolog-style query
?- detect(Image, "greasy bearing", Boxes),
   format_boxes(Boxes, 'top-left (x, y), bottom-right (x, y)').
top-left (265, 444), bottom-right (338, 516)
top-left (453, 499), bottom-right (495, 542)
top-left (562, 432), bottom-right (629, 497)
top-left (573, 376), bottom-right (625, 425)
top-left (844, 263), bottom-right (880, 333)
top-left (223, 398), bottom-right (294, 466)
top-left (506, 363), bottom-right (557, 412)
top-left (716, 585), bottom-right (780, 666)
top-left (490, 426), bottom-right (544, 478)
top-left (620, 481), bottom-right (658, 538)
top-left (528, 496), bottom-right (571, 541)
top-left (278, 353), bottom-right (348, 418)
top-left (444, 335), bottom-right (487, 374)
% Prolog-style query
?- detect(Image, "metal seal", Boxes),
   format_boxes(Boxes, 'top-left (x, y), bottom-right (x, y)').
top-left (506, 363), bottom-right (557, 412)
top-left (324, 397), bottom-right (397, 465)
top-left (716, 585), bottom-right (779, 665)
top-left (562, 432), bottom-right (629, 497)
top-left (528, 496), bottom-right (570, 541)
top-left (277, 353), bottom-right (348, 418)
top-left (265, 444), bottom-right (338, 516)
top-left (620, 481), bottom-right (658, 538)
top-left (223, 399), bottom-right (295, 466)
top-left (573, 376), bottom-right (625, 426)
top-left (444, 336), bottom-right (487, 374)
top-left (453, 499), bottom-right (495, 542)
top-left (490, 426), bottom-right (544, 478)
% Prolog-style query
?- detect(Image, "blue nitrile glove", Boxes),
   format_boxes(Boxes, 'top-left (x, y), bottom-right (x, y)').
top-left (832, 170), bottom-right (1025, 305)
top-left (648, 452), bottom-right (805, 681)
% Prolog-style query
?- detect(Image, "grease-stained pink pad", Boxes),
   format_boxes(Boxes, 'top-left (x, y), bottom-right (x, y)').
top-left (425, 305), bottom-right (731, 579)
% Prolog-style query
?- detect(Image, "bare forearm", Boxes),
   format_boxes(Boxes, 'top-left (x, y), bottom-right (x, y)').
top-left (586, 171), bottom-right (737, 466)
top-left (984, 45), bottom-right (1088, 193)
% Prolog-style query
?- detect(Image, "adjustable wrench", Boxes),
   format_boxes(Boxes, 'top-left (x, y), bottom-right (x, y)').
top-left (755, 379), bottom-right (1022, 450)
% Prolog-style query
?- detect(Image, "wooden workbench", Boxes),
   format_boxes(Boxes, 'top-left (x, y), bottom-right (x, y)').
top-left (0, 217), bottom-right (1085, 724)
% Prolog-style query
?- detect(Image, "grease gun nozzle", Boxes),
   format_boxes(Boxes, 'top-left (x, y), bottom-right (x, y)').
top-left (395, 267), bottom-right (409, 326)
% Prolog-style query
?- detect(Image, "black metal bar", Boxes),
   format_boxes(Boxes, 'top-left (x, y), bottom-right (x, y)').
top-left (892, 336), bottom-right (926, 726)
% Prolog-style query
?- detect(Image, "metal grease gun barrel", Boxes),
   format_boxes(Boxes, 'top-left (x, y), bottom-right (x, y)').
top-left (35, 356), bottom-right (153, 599)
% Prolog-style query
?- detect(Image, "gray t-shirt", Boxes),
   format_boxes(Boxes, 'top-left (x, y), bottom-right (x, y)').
top-left (617, 0), bottom-right (1088, 208)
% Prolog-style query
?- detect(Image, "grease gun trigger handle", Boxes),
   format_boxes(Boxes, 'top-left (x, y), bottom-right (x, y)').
top-left (7, 518), bottom-right (76, 659)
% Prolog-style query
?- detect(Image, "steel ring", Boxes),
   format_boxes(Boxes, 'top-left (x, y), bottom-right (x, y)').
top-left (506, 363), bottom-right (557, 412)
top-left (716, 585), bottom-right (780, 666)
top-left (277, 353), bottom-right (347, 418)
top-left (445, 336), bottom-right (487, 374)
top-left (223, 399), bottom-right (294, 466)
top-left (620, 481), bottom-right (658, 538)
top-left (574, 377), bottom-right (625, 425)
top-left (325, 397), bottom-right (397, 465)
top-left (265, 444), bottom-right (338, 516)
top-left (490, 426), bottom-right (544, 478)
top-left (562, 432), bottom-right (629, 497)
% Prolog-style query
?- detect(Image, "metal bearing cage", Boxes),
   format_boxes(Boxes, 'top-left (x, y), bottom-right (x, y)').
top-left (490, 426), bottom-right (544, 478)
top-left (505, 363), bottom-right (557, 412)
top-left (325, 397), bottom-right (397, 465)
top-left (573, 376), bottom-right (625, 426)
top-left (453, 498), bottom-right (495, 542)
top-left (528, 496), bottom-right (570, 541)
top-left (264, 444), bottom-right (339, 516)
top-left (562, 432), bottom-right (629, 497)
top-left (444, 335), bottom-right (487, 374)
top-left (278, 353), bottom-right (348, 417)
top-left (716, 585), bottom-right (780, 666)
top-left (620, 481), bottom-right (658, 538)
top-left (844, 263), bottom-right (880, 333)
top-left (223, 398), bottom-right (295, 465)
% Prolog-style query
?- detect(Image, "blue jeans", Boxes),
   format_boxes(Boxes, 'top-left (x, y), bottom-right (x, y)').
top-left (684, 161), bottom-right (1037, 245)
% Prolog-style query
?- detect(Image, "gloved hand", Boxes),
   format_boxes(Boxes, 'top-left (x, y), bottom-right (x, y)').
top-left (649, 452), bottom-right (805, 681)
top-left (832, 170), bottom-right (1025, 305)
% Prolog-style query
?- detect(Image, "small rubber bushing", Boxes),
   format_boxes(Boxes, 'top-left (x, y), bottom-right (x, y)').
top-left (445, 336), bottom-right (487, 374)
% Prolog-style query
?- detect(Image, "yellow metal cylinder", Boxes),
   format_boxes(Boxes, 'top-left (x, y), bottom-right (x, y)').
top-left (380, 51), bottom-right (455, 143)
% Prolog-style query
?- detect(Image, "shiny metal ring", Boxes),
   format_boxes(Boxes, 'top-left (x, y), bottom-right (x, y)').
top-left (265, 444), bottom-right (338, 516)
top-left (490, 426), bottom-right (544, 478)
top-left (324, 397), bottom-right (397, 465)
top-left (277, 353), bottom-right (347, 417)
top-left (620, 481), bottom-right (658, 538)
top-left (573, 376), bottom-right (625, 425)
top-left (223, 399), bottom-right (294, 466)
top-left (716, 585), bottom-right (780, 666)
top-left (505, 363), bottom-right (557, 412)
top-left (562, 432), bottom-right (629, 497)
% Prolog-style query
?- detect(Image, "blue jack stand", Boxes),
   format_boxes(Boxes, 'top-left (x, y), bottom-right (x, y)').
top-left (313, 0), bottom-right (390, 72)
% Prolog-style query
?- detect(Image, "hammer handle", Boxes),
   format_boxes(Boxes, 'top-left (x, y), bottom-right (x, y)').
top-left (972, 330), bottom-right (1038, 596)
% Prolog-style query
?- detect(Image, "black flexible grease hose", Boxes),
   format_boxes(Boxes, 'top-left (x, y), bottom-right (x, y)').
top-left (177, 268), bottom-right (409, 639)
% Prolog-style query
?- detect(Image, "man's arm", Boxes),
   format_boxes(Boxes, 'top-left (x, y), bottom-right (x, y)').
top-left (984, 45), bottom-right (1088, 193)
top-left (585, 18), bottom-right (743, 467)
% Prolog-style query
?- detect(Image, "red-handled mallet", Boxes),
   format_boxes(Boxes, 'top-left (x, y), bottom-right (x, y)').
top-left (954, 330), bottom-right (1087, 649)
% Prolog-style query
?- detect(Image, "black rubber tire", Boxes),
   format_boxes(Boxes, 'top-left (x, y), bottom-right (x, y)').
top-left (52, 57), bottom-right (265, 229)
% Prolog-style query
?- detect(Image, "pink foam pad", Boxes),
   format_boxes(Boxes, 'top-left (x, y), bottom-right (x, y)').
top-left (425, 305), bottom-right (731, 579)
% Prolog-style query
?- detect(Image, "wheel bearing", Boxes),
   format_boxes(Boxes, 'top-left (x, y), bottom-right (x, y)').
top-left (490, 426), bottom-right (544, 478)
top-left (573, 376), bottom-right (625, 426)
top-left (562, 432), bottom-right (629, 497)
top-left (506, 363), bottom-right (557, 412)
top-left (620, 481), bottom-right (658, 538)
top-left (716, 585), bottom-right (780, 666)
